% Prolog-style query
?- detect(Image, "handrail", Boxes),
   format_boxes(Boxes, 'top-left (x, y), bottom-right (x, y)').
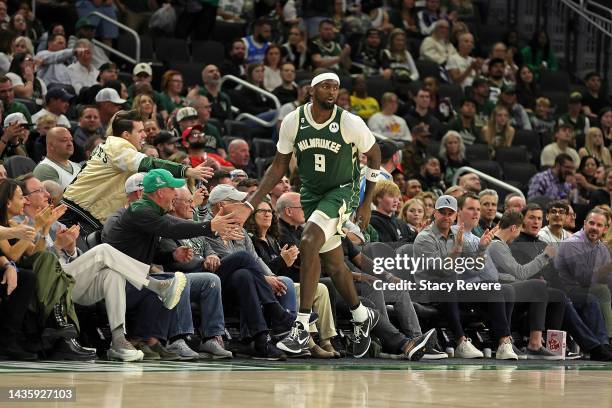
top-left (452, 166), bottom-right (525, 198)
top-left (219, 75), bottom-right (280, 128)
top-left (87, 11), bottom-right (141, 63)
top-left (559, 0), bottom-right (612, 39)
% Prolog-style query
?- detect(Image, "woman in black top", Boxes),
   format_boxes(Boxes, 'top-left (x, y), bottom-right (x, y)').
top-left (515, 65), bottom-right (540, 112)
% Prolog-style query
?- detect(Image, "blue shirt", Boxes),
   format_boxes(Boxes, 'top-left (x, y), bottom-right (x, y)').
top-left (554, 229), bottom-right (611, 287)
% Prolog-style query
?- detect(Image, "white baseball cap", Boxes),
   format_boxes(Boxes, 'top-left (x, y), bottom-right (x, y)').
top-left (133, 62), bottom-right (152, 77)
top-left (208, 184), bottom-right (247, 205)
top-left (125, 172), bottom-right (145, 194)
top-left (435, 195), bottom-right (458, 212)
top-left (3, 112), bottom-right (29, 127)
top-left (95, 88), bottom-right (126, 105)
top-left (176, 107), bottom-right (198, 122)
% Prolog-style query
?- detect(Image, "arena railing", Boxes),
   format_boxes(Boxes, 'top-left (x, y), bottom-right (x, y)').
top-left (86, 11), bottom-right (141, 64)
top-left (220, 75), bottom-right (281, 128)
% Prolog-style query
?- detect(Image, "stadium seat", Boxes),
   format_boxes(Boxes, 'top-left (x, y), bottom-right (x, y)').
top-left (255, 157), bottom-right (273, 178)
top-left (4, 156), bottom-right (36, 178)
top-left (540, 70), bottom-right (570, 93)
top-left (475, 25), bottom-right (508, 48)
top-left (512, 129), bottom-right (541, 151)
top-left (544, 91), bottom-right (569, 115)
top-left (211, 21), bottom-right (246, 43)
top-left (366, 76), bottom-right (394, 102)
top-left (222, 135), bottom-right (239, 148)
top-left (502, 162), bottom-right (538, 186)
top-left (155, 38), bottom-right (189, 62)
top-left (117, 33), bottom-right (155, 61)
top-left (438, 83), bottom-right (464, 107)
top-left (251, 137), bottom-right (276, 159)
top-left (465, 143), bottom-right (489, 161)
top-left (169, 62), bottom-right (202, 87)
top-left (224, 120), bottom-right (251, 140)
top-left (495, 146), bottom-right (529, 163)
top-left (14, 97), bottom-right (40, 115)
top-left (192, 41), bottom-right (225, 66)
top-left (427, 140), bottom-right (441, 157)
top-left (416, 60), bottom-right (441, 81)
top-left (469, 160), bottom-right (502, 179)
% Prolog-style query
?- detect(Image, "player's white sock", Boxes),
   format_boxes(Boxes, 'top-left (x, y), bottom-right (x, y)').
top-left (297, 312), bottom-right (310, 329)
top-left (351, 303), bottom-right (368, 323)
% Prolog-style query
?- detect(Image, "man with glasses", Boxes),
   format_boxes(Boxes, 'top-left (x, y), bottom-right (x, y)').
top-left (528, 153), bottom-right (575, 200)
top-left (538, 200), bottom-right (573, 244)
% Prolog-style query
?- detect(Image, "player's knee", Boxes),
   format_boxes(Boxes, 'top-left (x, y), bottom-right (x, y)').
top-left (299, 232), bottom-right (323, 254)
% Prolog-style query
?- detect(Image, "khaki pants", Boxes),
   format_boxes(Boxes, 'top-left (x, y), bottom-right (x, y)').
top-left (295, 283), bottom-right (337, 340)
top-left (63, 244), bottom-right (150, 331)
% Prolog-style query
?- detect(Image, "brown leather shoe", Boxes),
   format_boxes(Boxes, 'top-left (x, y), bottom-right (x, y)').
top-left (320, 343), bottom-right (341, 358)
top-left (309, 344), bottom-right (335, 359)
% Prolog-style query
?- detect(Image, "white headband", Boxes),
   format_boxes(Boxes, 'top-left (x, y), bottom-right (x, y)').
top-left (311, 72), bottom-right (340, 88)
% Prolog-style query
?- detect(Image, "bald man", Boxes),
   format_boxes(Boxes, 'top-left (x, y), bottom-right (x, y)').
top-left (33, 127), bottom-right (82, 189)
top-left (228, 138), bottom-right (256, 177)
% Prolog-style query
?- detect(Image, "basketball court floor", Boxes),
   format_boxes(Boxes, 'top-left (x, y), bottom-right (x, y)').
top-left (1, 359), bottom-right (612, 407)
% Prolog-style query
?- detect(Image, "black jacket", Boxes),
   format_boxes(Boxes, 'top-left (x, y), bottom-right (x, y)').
top-left (250, 233), bottom-right (293, 277)
top-left (369, 210), bottom-right (416, 245)
top-left (277, 218), bottom-right (302, 282)
top-left (102, 197), bottom-right (212, 266)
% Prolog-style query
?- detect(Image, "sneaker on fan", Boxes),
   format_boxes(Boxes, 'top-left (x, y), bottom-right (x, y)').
top-left (455, 338), bottom-right (484, 359)
top-left (199, 336), bottom-right (233, 359)
top-left (496, 339), bottom-right (518, 360)
top-left (107, 339), bottom-right (144, 362)
top-left (277, 321), bottom-right (309, 354)
top-left (166, 339), bottom-right (199, 361)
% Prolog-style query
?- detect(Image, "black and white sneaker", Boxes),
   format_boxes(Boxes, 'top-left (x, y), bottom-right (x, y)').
top-left (422, 348), bottom-right (449, 360)
top-left (352, 307), bottom-right (380, 358)
top-left (403, 328), bottom-right (436, 361)
top-left (276, 321), bottom-right (309, 354)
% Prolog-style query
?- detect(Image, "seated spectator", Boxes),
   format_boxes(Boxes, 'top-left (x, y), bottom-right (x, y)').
top-left (504, 192), bottom-right (526, 212)
top-left (541, 124), bottom-right (580, 169)
top-left (415, 155), bottom-right (446, 196)
top-left (9, 12), bottom-right (37, 41)
top-left (359, 140), bottom-right (398, 203)
top-left (448, 98), bottom-right (482, 145)
top-left (242, 19), bottom-right (272, 65)
top-left (404, 88), bottom-right (442, 139)
top-left (33, 127), bottom-right (81, 189)
top-left (486, 58), bottom-right (510, 104)
top-left (521, 30), bottom-right (559, 79)
top-left (446, 32), bottom-right (481, 89)
top-left (73, 105), bottom-right (103, 148)
top-left (246, 199), bottom-right (339, 358)
top-left (558, 92), bottom-right (591, 150)
top-left (263, 44), bottom-right (283, 92)
top-left (227, 138), bottom-right (256, 178)
top-left (141, 144), bottom-right (158, 158)
top-left (220, 39), bottom-right (248, 85)
top-left (393, 0), bottom-right (419, 38)
top-left (0, 179), bottom-right (95, 360)
top-left (439, 131), bottom-right (468, 186)
top-left (153, 131), bottom-right (178, 161)
top-left (530, 96), bottom-right (555, 135)
top-left (159, 70), bottom-right (186, 119)
top-left (528, 153), bottom-right (575, 200)
top-left (582, 72), bottom-right (610, 119)
top-left (367, 92), bottom-right (411, 143)
top-left (470, 77), bottom-right (495, 128)
top-left (217, 0), bottom-right (246, 22)
top-left (405, 178), bottom-right (423, 201)
top-left (0, 112), bottom-right (29, 159)
top-left (128, 63), bottom-right (162, 110)
top-left (600, 107), bottom-right (612, 146)
top-left (67, 18), bottom-right (110, 68)
top-left (515, 65), bottom-right (539, 112)
top-left (472, 189), bottom-right (498, 237)
top-left (497, 84), bottom-right (532, 130)
top-left (281, 25), bottom-right (308, 71)
top-left (554, 207), bottom-right (612, 339)
top-left (538, 200), bottom-right (572, 244)
top-left (417, 0), bottom-right (442, 36)
top-left (96, 88), bottom-right (126, 132)
top-left (351, 28), bottom-right (385, 76)
top-left (31, 87), bottom-right (72, 128)
top-left (132, 93), bottom-right (163, 128)
top-left (35, 33), bottom-right (73, 87)
top-left (268, 176), bottom-right (291, 211)
top-left (272, 62), bottom-right (298, 106)
top-left (402, 123), bottom-right (431, 177)
top-left (277, 80), bottom-right (310, 129)
top-left (579, 127), bottom-right (612, 166)
top-left (0, 76), bottom-right (32, 124)
top-left (181, 126), bottom-right (231, 170)
top-left (187, 96), bottom-right (226, 158)
top-left (67, 39), bottom-right (98, 94)
top-left (191, 64), bottom-right (233, 126)
top-left (591, 168), bottom-right (612, 208)
top-left (309, 19), bottom-right (351, 73)
top-left (481, 105), bottom-right (515, 155)
top-left (419, 19), bottom-right (457, 66)
top-left (574, 155), bottom-right (601, 204)
top-left (381, 28), bottom-right (419, 84)
top-left (6, 52), bottom-right (47, 106)
top-left (336, 88), bottom-right (352, 112)
top-left (399, 197), bottom-right (427, 234)
top-left (231, 63), bottom-right (277, 120)
top-left (27, 114), bottom-right (57, 163)
top-left (460, 172), bottom-right (482, 194)
top-left (482, 42), bottom-right (519, 84)
top-left (350, 75), bottom-right (380, 121)
top-left (423, 75), bottom-right (454, 123)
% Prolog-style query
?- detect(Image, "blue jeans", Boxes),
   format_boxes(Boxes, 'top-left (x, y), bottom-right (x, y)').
top-left (276, 276), bottom-right (296, 315)
top-left (168, 272), bottom-right (225, 339)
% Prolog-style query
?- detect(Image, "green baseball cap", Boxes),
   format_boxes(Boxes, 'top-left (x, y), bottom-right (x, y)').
top-left (142, 169), bottom-right (185, 193)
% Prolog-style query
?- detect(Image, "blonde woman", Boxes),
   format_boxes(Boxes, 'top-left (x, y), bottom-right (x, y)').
top-left (579, 127), bottom-right (612, 166)
top-left (416, 191), bottom-right (437, 222)
top-left (399, 198), bottom-right (426, 233)
top-left (481, 105), bottom-right (515, 154)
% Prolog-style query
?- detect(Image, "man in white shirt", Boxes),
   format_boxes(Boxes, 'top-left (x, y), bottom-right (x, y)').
top-left (537, 200), bottom-right (572, 245)
top-left (367, 92), bottom-right (411, 143)
top-left (31, 88), bottom-right (73, 128)
top-left (68, 39), bottom-right (99, 94)
top-left (419, 19), bottom-right (457, 66)
top-left (35, 33), bottom-right (74, 86)
top-left (33, 126), bottom-right (82, 189)
top-left (446, 32), bottom-right (481, 89)
top-left (540, 124), bottom-right (580, 169)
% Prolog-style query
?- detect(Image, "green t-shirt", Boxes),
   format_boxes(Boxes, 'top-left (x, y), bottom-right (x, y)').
top-left (159, 92), bottom-right (186, 116)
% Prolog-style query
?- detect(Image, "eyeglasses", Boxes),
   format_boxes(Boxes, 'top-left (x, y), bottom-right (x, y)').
top-left (549, 209), bottom-right (567, 215)
top-left (172, 198), bottom-right (193, 204)
top-left (255, 209), bottom-right (273, 215)
top-left (288, 206), bottom-right (303, 210)
top-left (26, 188), bottom-right (46, 196)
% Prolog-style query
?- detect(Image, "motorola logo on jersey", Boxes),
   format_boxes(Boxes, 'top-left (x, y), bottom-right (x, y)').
top-left (329, 122), bottom-right (339, 133)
